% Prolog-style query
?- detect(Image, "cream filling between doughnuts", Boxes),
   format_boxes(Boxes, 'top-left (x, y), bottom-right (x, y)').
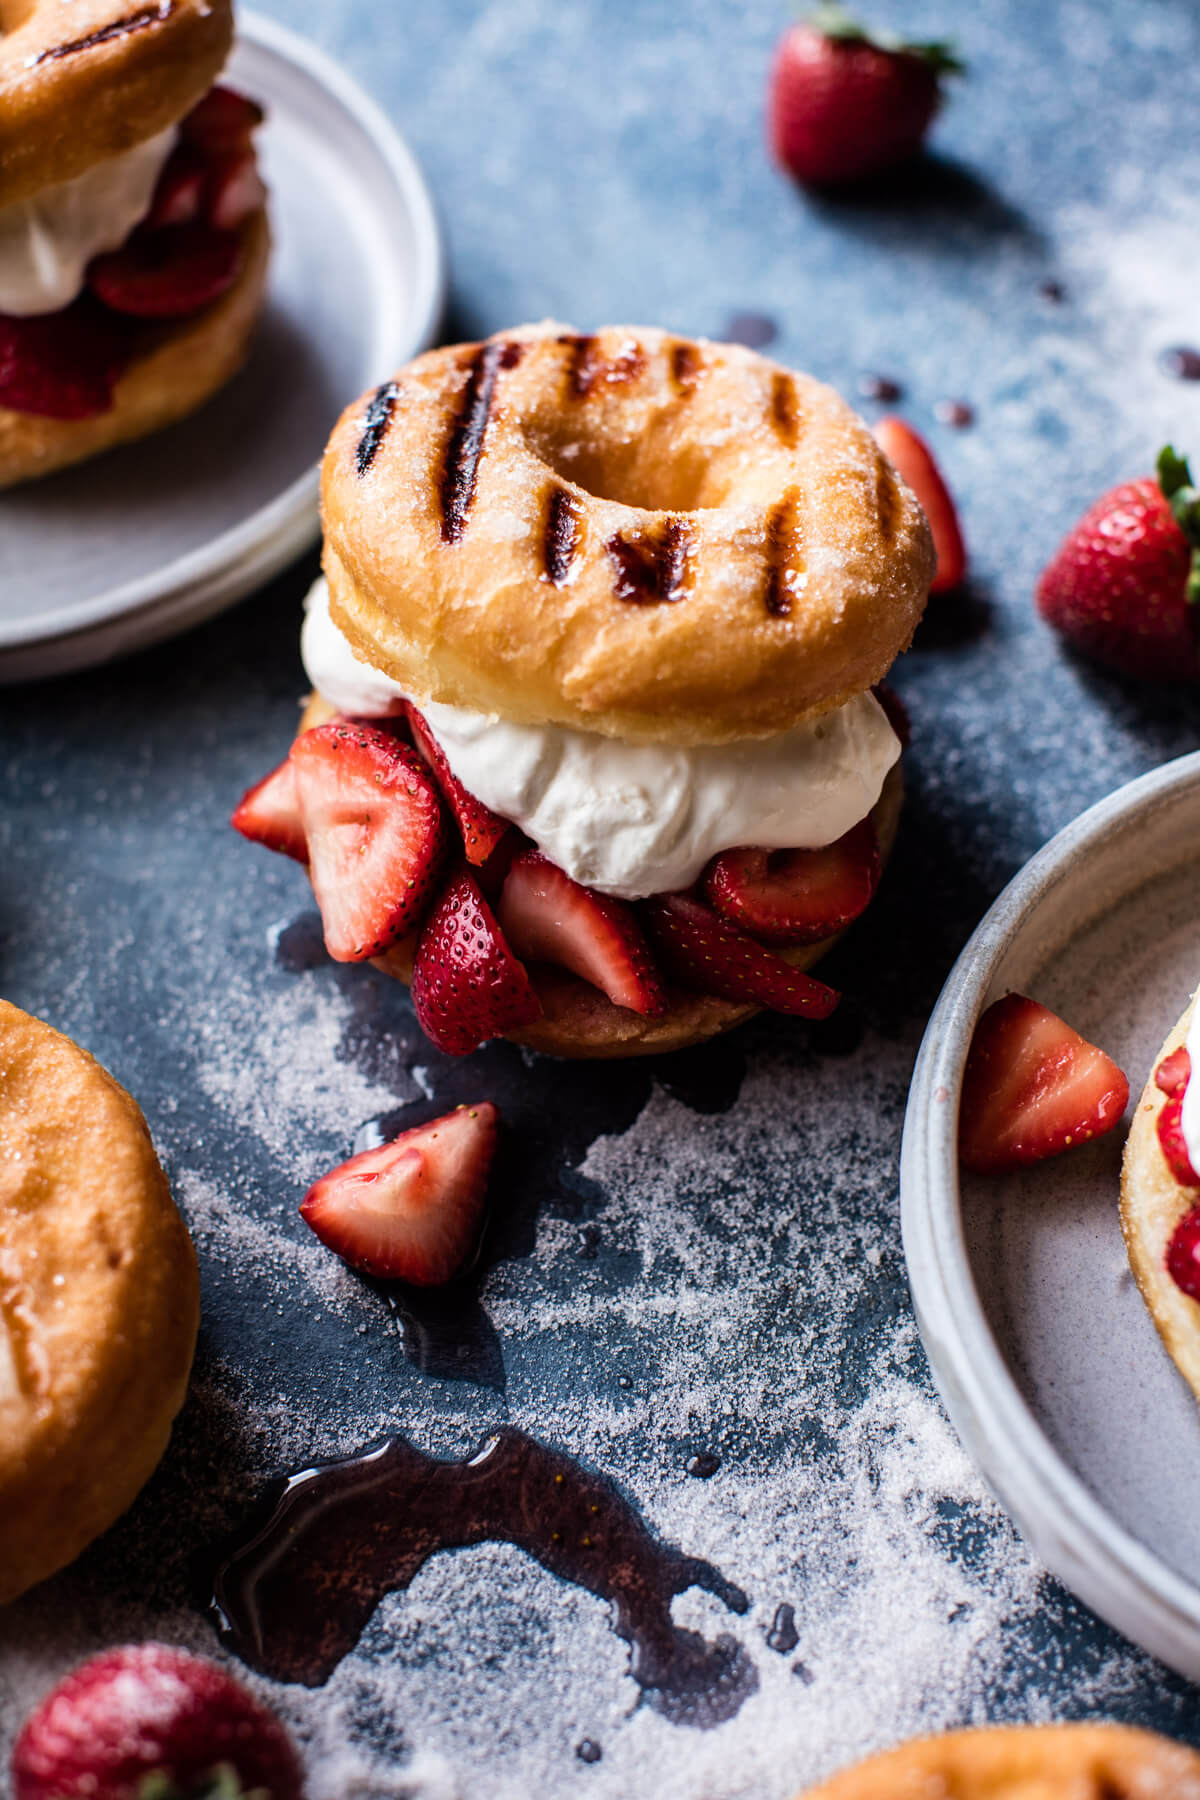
top-left (301, 576), bottom-right (901, 901)
top-left (0, 126), bottom-right (175, 316)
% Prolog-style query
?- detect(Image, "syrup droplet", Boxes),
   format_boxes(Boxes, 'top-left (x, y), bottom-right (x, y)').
top-left (1161, 346), bottom-right (1200, 382)
top-left (617, 1374), bottom-right (633, 1390)
top-left (1038, 279), bottom-right (1066, 303)
top-left (576, 1740), bottom-right (603, 1764)
top-left (857, 372), bottom-right (902, 403)
top-left (686, 1451), bottom-right (721, 1479)
top-left (792, 1660), bottom-right (815, 1684)
top-left (765, 1602), bottom-right (799, 1654)
top-left (724, 312), bottom-right (778, 350)
top-left (933, 398), bottom-right (974, 428)
top-left (210, 1426), bottom-right (757, 1726)
top-left (578, 1224), bottom-right (601, 1259)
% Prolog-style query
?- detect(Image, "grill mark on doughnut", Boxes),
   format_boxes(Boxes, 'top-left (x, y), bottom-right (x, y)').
top-left (606, 519), bottom-right (694, 605)
top-left (543, 485), bottom-right (584, 586)
top-left (764, 487), bottom-right (806, 618)
top-left (670, 341), bottom-right (703, 396)
top-left (560, 333), bottom-right (646, 399)
top-left (770, 372), bottom-right (800, 447)
top-left (439, 340), bottom-right (523, 542)
top-left (30, 0), bottom-right (172, 61)
top-left (355, 381), bottom-right (401, 476)
top-left (874, 452), bottom-right (900, 543)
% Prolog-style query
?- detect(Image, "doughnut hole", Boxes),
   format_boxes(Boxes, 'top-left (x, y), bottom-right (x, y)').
top-left (523, 413), bottom-right (749, 514)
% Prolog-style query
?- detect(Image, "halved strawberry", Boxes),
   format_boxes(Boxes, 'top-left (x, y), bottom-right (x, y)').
top-left (1156, 1046), bottom-right (1191, 1097)
top-left (180, 85), bottom-right (265, 154)
top-left (641, 894), bottom-right (840, 1019)
top-left (873, 415), bottom-right (967, 594)
top-left (88, 223), bottom-right (243, 319)
top-left (411, 869), bottom-right (542, 1054)
top-left (207, 149), bottom-right (268, 231)
top-left (300, 1102), bottom-right (498, 1285)
top-left (146, 143), bottom-right (208, 228)
top-left (958, 993), bottom-right (1129, 1174)
top-left (497, 850), bottom-right (667, 1016)
top-left (704, 818), bottom-right (880, 946)
top-left (0, 300), bottom-right (131, 420)
top-left (1167, 1206), bottom-right (1200, 1301)
top-left (231, 757), bottom-right (305, 862)
top-left (290, 721), bottom-right (448, 962)
top-left (405, 705), bottom-right (511, 866)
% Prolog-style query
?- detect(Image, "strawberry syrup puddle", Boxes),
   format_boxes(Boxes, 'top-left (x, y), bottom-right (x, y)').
top-left (209, 1425), bottom-right (757, 1727)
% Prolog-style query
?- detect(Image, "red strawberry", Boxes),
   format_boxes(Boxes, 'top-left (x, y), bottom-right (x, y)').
top-left (231, 756), bottom-right (306, 862)
top-left (497, 850), bottom-right (667, 1016)
top-left (411, 869), bottom-right (542, 1054)
top-left (290, 721), bottom-right (448, 962)
top-left (958, 993), bottom-right (1129, 1175)
top-left (88, 223), bottom-right (243, 319)
top-left (768, 6), bottom-right (962, 187)
top-left (704, 817), bottom-right (880, 946)
top-left (642, 893), bottom-right (840, 1019)
top-left (873, 415), bottom-right (967, 594)
top-left (1167, 1206), bottom-right (1200, 1302)
top-left (405, 705), bottom-right (511, 866)
top-left (146, 144), bottom-right (208, 228)
top-left (1158, 1093), bottom-right (1200, 1188)
top-left (10, 1643), bottom-right (301, 1800)
top-left (0, 300), bottom-right (131, 420)
top-left (300, 1101), bottom-right (498, 1284)
top-left (207, 150), bottom-right (269, 232)
top-left (180, 85), bottom-right (266, 154)
top-left (1036, 447), bottom-right (1200, 681)
top-left (1156, 1046), bottom-right (1191, 1098)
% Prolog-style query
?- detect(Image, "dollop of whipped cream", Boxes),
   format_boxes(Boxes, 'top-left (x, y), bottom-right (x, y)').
top-left (0, 128), bottom-right (175, 317)
top-left (301, 577), bottom-right (901, 901)
top-left (1181, 998), bottom-right (1200, 1174)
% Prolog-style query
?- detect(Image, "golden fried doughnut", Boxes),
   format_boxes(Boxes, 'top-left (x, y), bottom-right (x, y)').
top-left (0, 999), bottom-right (199, 1604)
top-left (0, 210), bottom-right (269, 489)
top-left (1121, 997), bottom-right (1200, 1402)
top-left (320, 322), bottom-right (934, 748)
top-left (797, 1722), bottom-right (1200, 1798)
top-left (0, 0), bottom-right (232, 208)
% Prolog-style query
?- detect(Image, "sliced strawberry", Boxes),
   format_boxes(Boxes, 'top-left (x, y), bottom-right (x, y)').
top-left (206, 149), bottom-right (268, 231)
top-left (405, 705), bottom-right (511, 866)
top-left (0, 299), bottom-right (131, 420)
top-left (231, 757), bottom-right (305, 862)
top-left (146, 143), bottom-right (208, 228)
top-left (497, 850), bottom-right (667, 1016)
top-left (873, 415), bottom-right (967, 594)
top-left (703, 818), bottom-right (880, 946)
top-left (958, 993), bottom-right (1129, 1174)
top-left (642, 893), bottom-right (839, 1019)
top-left (88, 223), bottom-right (243, 320)
top-left (290, 721), bottom-right (449, 962)
top-left (1158, 1092), bottom-right (1200, 1187)
top-left (300, 1102), bottom-right (498, 1285)
top-left (1167, 1206), bottom-right (1200, 1302)
top-left (180, 84), bottom-right (265, 154)
top-left (411, 869), bottom-right (542, 1054)
top-left (1156, 1046), bottom-right (1191, 1097)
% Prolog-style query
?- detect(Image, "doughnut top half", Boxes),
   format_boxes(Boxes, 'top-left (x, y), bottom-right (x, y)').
top-left (321, 323), bottom-right (935, 747)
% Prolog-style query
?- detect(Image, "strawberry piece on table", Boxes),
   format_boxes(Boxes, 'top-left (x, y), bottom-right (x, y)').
top-left (405, 704), bottom-right (511, 866)
top-left (11, 1643), bottom-right (302, 1800)
top-left (642, 893), bottom-right (840, 1019)
top-left (411, 869), bottom-right (543, 1054)
top-left (1036, 446), bottom-right (1200, 682)
top-left (146, 143), bottom-right (208, 228)
top-left (0, 300), bottom-right (131, 420)
top-left (768, 5), bottom-right (962, 187)
top-left (180, 84), bottom-right (266, 153)
top-left (497, 850), bottom-right (667, 1016)
top-left (88, 222), bottom-right (243, 319)
top-left (1167, 1206), bottom-right (1200, 1302)
top-left (958, 993), bottom-right (1129, 1175)
top-left (704, 817), bottom-right (880, 946)
top-left (300, 1101), bottom-right (499, 1285)
top-left (290, 720), bottom-right (449, 962)
top-left (873, 415), bottom-right (967, 594)
top-left (231, 756), bottom-right (306, 862)
top-left (207, 149), bottom-right (269, 232)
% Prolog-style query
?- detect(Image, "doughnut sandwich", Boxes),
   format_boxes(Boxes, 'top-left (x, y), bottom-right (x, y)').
top-left (234, 322), bottom-right (934, 1058)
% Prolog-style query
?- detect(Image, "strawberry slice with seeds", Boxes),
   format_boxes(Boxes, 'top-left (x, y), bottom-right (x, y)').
top-left (1167, 1206), bottom-right (1200, 1302)
top-left (405, 704), bottom-right (511, 866)
top-left (497, 850), bottom-right (667, 1016)
top-left (231, 756), bottom-right (306, 861)
top-left (411, 869), bottom-right (542, 1054)
top-left (146, 143), bottom-right (208, 228)
top-left (1156, 1046), bottom-right (1191, 1097)
top-left (300, 1102), bottom-right (498, 1285)
top-left (206, 149), bottom-right (268, 231)
top-left (0, 299), bottom-right (131, 419)
top-left (290, 721), bottom-right (448, 962)
top-left (88, 222), bottom-right (243, 319)
top-left (642, 893), bottom-right (840, 1019)
top-left (1158, 1092), bottom-right (1200, 1187)
top-left (704, 817), bottom-right (881, 946)
top-left (873, 415), bottom-right (967, 594)
top-left (958, 993), bottom-right (1128, 1174)
top-left (180, 84), bottom-right (265, 153)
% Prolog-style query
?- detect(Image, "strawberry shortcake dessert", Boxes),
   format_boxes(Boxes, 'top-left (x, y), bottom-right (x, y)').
top-left (0, 0), bottom-right (268, 486)
top-left (233, 323), bottom-right (934, 1058)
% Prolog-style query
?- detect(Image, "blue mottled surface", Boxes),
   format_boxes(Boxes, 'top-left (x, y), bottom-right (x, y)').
top-left (3, 1), bottom-right (1200, 1793)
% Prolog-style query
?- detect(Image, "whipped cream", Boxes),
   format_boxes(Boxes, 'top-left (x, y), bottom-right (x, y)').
top-left (0, 128), bottom-right (175, 317)
top-left (300, 577), bottom-right (901, 900)
top-left (1182, 996), bottom-right (1200, 1174)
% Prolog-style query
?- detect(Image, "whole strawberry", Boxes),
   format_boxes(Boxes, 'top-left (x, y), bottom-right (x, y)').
top-left (11, 1644), bottom-right (303, 1800)
top-left (768, 4), bottom-right (963, 187)
top-left (1036, 446), bottom-right (1200, 681)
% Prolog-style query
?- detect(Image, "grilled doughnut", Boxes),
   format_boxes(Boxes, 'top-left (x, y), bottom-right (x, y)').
top-left (321, 322), bottom-right (934, 748)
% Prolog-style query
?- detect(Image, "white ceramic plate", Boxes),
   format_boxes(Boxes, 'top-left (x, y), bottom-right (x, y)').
top-left (0, 12), bottom-right (444, 682)
top-left (902, 751), bottom-right (1200, 1682)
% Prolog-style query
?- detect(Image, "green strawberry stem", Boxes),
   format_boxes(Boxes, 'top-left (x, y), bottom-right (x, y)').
top-left (1157, 444), bottom-right (1200, 603)
top-left (138, 1764), bottom-right (270, 1800)
top-left (806, 3), bottom-right (965, 73)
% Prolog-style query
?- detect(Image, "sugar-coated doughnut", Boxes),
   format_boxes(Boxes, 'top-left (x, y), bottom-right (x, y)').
top-left (321, 322), bottom-right (934, 748)
top-left (0, 999), bottom-right (199, 1604)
